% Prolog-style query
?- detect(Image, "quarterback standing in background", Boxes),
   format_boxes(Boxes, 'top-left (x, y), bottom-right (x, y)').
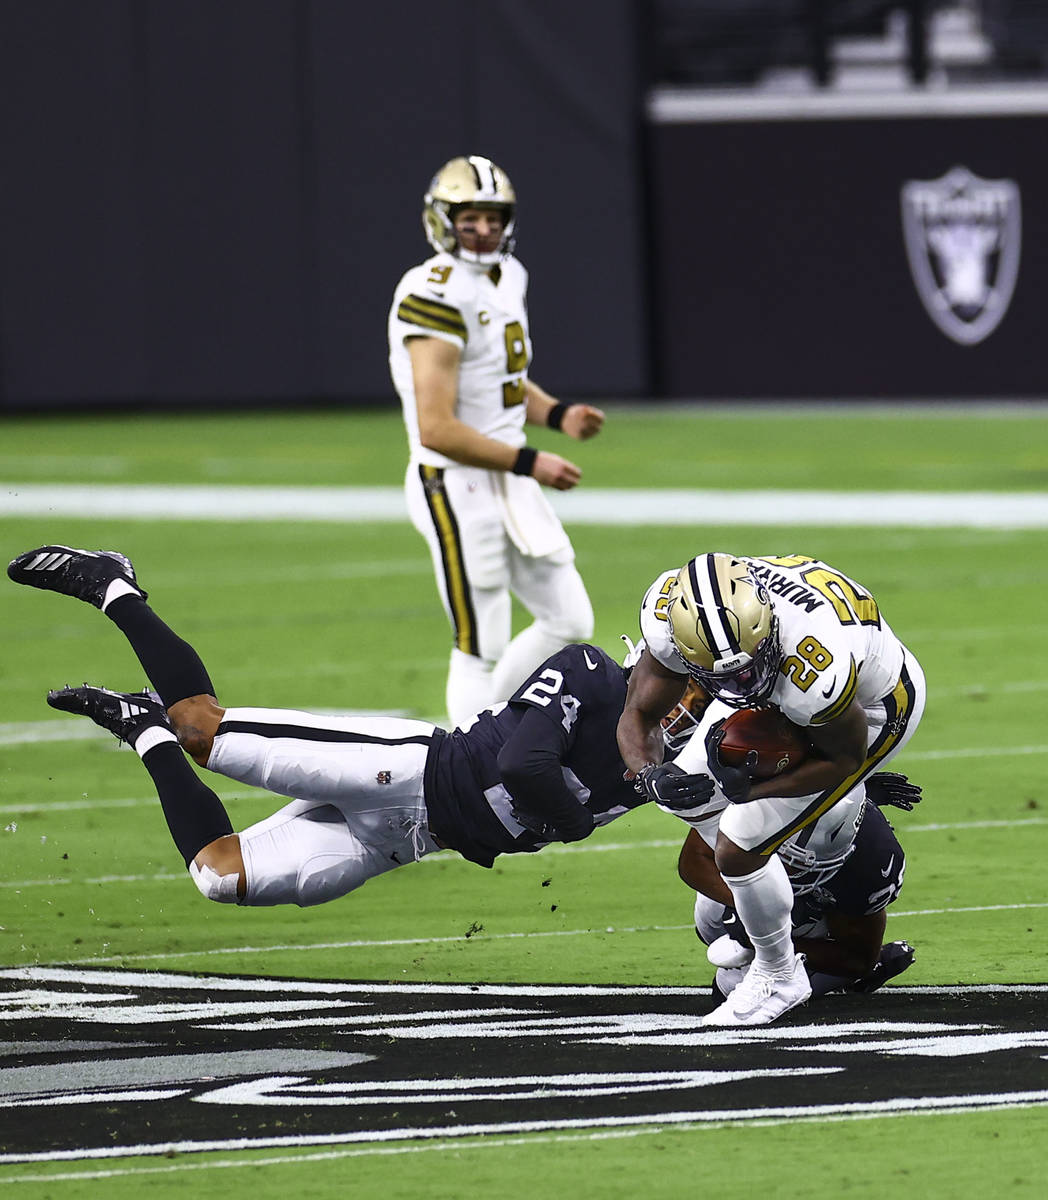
top-left (388, 155), bottom-right (604, 727)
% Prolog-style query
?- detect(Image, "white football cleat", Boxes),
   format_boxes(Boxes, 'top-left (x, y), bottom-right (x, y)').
top-left (702, 954), bottom-right (811, 1026)
top-left (713, 966), bottom-right (746, 1000)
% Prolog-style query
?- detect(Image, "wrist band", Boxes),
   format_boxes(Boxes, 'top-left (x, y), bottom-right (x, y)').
top-left (512, 447), bottom-right (538, 476)
top-left (546, 402), bottom-right (571, 430)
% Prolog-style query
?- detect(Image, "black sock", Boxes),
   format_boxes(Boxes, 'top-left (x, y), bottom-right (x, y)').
top-left (105, 594), bottom-right (216, 706)
top-left (139, 741), bottom-right (234, 866)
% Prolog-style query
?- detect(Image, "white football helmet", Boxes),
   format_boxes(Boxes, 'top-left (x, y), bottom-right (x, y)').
top-left (660, 679), bottom-right (711, 753)
top-left (666, 553), bottom-right (781, 708)
top-left (777, 792), bottom-right (864, 895)
top-left (422, 155), bottom-right (516, 265)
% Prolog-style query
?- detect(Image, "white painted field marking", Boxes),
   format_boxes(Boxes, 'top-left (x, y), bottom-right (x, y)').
top-left (4, 483), bottom-right (1048, 528)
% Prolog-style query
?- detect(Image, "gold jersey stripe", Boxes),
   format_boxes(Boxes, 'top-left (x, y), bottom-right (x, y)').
top-left (419, 465), bottom-right (478, 656)
top-left (397, 295), bottom-right (467, 340)
top-left (757, 666), bottom-right (917, 856)
top-left (810, 656), bottom-right (859, 726)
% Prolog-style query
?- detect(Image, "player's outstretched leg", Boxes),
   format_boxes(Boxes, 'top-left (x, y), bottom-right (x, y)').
top-left (48, 682), bottom-right (238, 895)
top-left (8, 546), bottom-right (146, 608)
top-left (10, 545), bottom-right (217, 709)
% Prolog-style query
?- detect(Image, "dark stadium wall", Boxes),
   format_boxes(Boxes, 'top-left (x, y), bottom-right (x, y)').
top-left (0, 0), bottom-right (648, 410)
top-left (648, 101), bottom-right (1048, 399)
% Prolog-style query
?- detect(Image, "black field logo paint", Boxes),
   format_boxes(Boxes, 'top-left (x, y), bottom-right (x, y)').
top-left (2, 967), bottom-right (1048, 1163)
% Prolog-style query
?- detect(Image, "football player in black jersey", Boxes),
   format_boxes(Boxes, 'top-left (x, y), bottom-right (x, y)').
top-left (9, 545), bottom-right (705, 910)
top-left (680, 800), bottom-right (917, 1001)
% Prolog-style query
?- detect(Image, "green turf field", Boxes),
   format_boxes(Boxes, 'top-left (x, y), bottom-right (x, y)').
top-left (1, 403), bottom-right (1046, 1197)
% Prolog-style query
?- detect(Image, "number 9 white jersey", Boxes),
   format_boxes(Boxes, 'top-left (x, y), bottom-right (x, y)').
top-left (639, 555), bottom-right (914, 731)
top-left (388, 252), bottom-right (532, 468)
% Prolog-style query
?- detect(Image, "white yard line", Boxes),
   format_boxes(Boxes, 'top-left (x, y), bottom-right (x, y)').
top-left (4, 483), bottom-right (1048, 528)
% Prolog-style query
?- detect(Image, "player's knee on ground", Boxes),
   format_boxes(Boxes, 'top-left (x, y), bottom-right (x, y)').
top-left (189, 834), bottom-right (245, 903)
top-left (168, 695), bottom-right (224, 765)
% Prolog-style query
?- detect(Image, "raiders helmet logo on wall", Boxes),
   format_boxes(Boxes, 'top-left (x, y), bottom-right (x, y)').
top-left (901, 166), bottom-right (1021, 346)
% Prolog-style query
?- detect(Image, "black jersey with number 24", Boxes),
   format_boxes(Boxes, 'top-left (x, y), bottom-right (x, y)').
top-left (423, 643), bottom-right (643, 867)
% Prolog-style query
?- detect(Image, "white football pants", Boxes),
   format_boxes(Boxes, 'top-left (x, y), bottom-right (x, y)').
top-left (206, 708), bottom-right (442, 907)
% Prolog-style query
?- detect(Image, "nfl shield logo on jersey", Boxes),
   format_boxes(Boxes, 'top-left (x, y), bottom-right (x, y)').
top-left (900, 165), bottom-right (1021, 346)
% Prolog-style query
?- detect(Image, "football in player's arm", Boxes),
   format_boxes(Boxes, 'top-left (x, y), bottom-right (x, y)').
top-left (618, 553), bottom-right (927, 1026)
top-left (653, 677), bottom-right (920, 1001)
top-left (388, 154), bottom-right (605, 728)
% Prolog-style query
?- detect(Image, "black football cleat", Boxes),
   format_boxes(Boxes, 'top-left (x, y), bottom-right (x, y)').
top-left (8, 546), bottom-right (145, 608)
top-left (846, 940), bottom-right (916, 994)
top-left (47, 685), bottom-right (169, 747)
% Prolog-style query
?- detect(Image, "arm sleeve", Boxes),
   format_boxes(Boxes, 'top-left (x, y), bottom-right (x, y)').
top-left (497, 706), bottom-right (595, 842)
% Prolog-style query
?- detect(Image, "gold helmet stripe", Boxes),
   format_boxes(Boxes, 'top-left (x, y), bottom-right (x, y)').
top-left (753, 663), bottom-right (918, 856)
top-left (397, 295), bottom-right (468, 341)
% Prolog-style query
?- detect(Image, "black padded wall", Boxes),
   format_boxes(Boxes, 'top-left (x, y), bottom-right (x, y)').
top-left (0, 0), bottom-right (648, 409)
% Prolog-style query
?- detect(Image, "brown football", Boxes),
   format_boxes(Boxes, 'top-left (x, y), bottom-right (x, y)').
top-left (717, 707), bottom-right (809, 780)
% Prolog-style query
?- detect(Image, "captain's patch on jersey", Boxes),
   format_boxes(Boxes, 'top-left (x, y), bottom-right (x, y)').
top-left (2, 967), bottom-right (1047, 1163)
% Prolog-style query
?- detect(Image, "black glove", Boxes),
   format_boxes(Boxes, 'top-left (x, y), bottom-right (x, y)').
top-left (634, 762), bottom-right (716, 810)
top-left (704, 721), bottom-right (755, 804)
top-left (865, 771), bottom-right (921, 811)
top-left (791, 887), bottom-right (836, 925)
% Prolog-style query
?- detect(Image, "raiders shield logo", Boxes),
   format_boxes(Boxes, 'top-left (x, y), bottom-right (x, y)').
top-left (900, 166), bottom-right (1021, 345)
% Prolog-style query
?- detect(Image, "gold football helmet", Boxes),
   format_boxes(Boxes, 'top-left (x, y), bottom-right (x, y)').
top-left (666, 553), bottom-right (781, 708)
top-left (422, 155), bottom-right (516, 265)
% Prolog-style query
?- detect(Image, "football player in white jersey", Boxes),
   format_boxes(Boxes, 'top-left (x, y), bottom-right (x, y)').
top-left (388, 155), bottom-right (604, 727)
top-left (659, 679), bottom-right (919, 1002)
top-left (618, 553), bottom-right (927, 1026)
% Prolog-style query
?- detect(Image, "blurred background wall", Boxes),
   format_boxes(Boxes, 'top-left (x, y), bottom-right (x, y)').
top-left (1, 0), bottom-right (1045, 409)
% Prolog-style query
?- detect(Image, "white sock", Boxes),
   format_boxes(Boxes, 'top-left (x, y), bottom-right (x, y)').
top-left (723, 855), bottom-right (796, 976)
top-left (490, 623), bottom-right (569, 704)
top-left (101, 577), bottom-right (142, 613)
top-left (133, 724), bottom-right (179, 758)
top-left (445, 648), bottom-right (495, 728)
